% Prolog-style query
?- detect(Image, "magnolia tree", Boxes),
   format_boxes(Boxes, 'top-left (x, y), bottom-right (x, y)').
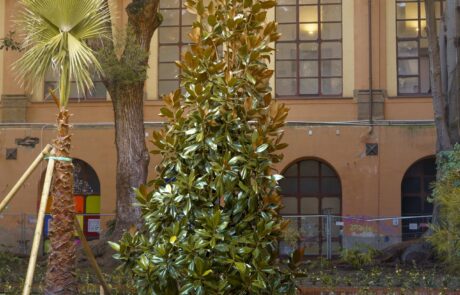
top-left (112, 0), bottom-right (296, 293)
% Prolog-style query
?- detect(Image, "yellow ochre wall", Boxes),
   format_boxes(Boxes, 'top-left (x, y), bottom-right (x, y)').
top-left (0, 0), bottom-right (5, 100)
top-left (0, 0), bottom-right (437, 221)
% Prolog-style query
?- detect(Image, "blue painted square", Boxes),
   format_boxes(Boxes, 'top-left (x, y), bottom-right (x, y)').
top-left (44, 214), bottom-right (52, 237)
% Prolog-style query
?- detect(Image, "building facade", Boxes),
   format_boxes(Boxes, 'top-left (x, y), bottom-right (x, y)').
top-left (0, 0), bottom-right (441, 254)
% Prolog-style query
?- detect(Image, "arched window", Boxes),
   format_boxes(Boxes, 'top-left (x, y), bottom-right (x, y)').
top-left (401, 156), bottom-right (436, 240)
top-left (279, 159), bottom-right (341, 255)
top-left (280, 159), bottom-right (341, 215)
top-left (40, 159), bottom-right (101, 253)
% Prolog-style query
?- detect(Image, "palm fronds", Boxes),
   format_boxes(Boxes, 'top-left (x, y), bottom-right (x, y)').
top-left (14, 0), bottom-right (110, 107)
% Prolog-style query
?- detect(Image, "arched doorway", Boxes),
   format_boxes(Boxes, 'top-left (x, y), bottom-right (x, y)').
top-left (40, 158), bottom-right (101, 253)
top-left (279, 158), bottom-right (342, 256)
top-left (401, 156), bottom-right (436, 240)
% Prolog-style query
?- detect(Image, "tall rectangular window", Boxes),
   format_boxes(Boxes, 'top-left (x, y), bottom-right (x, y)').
top-left (158, 0), bottom-right (194, 97)
top-left (275, 0), bottom-right (343, 97)
top-left (396, 0), bottom-right (444, 95)
top-left (44, 72), bottom-right (106, 101)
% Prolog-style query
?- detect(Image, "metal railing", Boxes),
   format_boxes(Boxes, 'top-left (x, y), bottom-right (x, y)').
top-left (281, 213), bottom-right (433, 259)
top-left (0, 213), bottom-right (116, 255)
top-left (1, 212), bottom-right (432, 259)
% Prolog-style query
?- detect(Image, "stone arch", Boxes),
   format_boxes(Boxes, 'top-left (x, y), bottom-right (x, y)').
top-left (279, 157), bottom-right (342, 256)
top-left (401, 156), bottom-right (436, 240)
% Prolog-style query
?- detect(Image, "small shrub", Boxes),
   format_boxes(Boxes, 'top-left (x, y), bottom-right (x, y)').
top-left (429, 144), bottom-right (460, 271)
top-left (280, 223), bottom-right (300, 249)
top-left (340, 245), bottom-right (380, 269)
top-left (0, 247), bottom-right (23, 283)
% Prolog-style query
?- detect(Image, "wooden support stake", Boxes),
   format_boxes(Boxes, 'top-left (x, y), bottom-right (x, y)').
top-left (22, 151), bottom-right (55, 295)
top-left (0, 144), bottom-right (52, 214)
top-left (74, 216), bottom-right (112, 295)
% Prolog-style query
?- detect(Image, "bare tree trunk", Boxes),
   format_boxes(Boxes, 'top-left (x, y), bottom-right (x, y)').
top-left (103, 0), bottom-right (161, 238)
top-left (45, 109), bottom-right (78, 294)
top-left (110, 82), bottom-right (149, 236)
top-left (443, 2), bottom-right (460, 144)
top-left (425, 0), bottom-right (453, 230)
top-left (80, 1), bottom-right (161, 265)
top-left (383, 1), bottom-right (453, 263)
top-left (425, 0), bottom-right (452, 153)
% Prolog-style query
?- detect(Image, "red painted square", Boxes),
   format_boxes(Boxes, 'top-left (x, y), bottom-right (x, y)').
top-left (74, 195), bottom-right (85, 213)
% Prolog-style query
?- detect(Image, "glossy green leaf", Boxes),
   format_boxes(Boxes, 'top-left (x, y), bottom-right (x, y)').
top-left (235, 262), bottom-right (247, 274)
top-left (108, 241), bottom-right (120, 252)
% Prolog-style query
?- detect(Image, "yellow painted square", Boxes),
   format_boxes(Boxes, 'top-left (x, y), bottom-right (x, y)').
top-left (85, 195), bottom-right (100, 214)
top-left (74, 215), bottom-right (84, 237)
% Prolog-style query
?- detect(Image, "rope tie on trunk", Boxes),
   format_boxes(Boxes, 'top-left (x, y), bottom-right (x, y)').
top-left (44, 155), bottom-right (72, 162)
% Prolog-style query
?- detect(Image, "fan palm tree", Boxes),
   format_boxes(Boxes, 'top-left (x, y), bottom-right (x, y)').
top-left (14, 0), bottom-right (110, 293)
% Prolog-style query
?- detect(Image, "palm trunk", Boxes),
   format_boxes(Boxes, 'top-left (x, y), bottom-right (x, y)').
top-left (110, 82), bottom-right (150, 237)
top-left (45, 108), bottom-right (78, 295)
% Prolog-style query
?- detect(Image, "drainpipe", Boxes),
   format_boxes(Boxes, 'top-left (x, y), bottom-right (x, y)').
top-left (368, 0), bottom-right (380, 230)
top-left (368, 0), bottom-right (373, 126)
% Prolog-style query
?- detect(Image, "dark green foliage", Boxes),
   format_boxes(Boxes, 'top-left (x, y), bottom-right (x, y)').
top-left (0, 246), bottom-right (23, 284)
top-left (127, 0), bottom-right (150, 14)
top-left (298, 261), bottom-right (460, 290)
top-left (111, 0), bottom-right (296, 293)
top-left (429, 144), bottom-right (460, 270)
top-left (96, 27), bottom-right (150, 85)
top-left (339, 245), bottom-right (380, 269)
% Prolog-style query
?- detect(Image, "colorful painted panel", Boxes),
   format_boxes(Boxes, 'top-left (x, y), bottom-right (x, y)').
top-left (44, 214), bottom-right (52, 237)
top-left (44, 239), bottom-right (51, 253)
top-left (74, 195), bottom-right (85, 213)
top-left (41, 159), bottom-right (101, 254)
top-left (45, 196), bottom-right (53, 213)
top-left (75, 214), bottom-right (84, 237)
top-left (85, 195), bottom-right (100, 214)
top-left (73, 160), bottom-right (100, 195)
top-left (84, 215), bottom-right (100, 238)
